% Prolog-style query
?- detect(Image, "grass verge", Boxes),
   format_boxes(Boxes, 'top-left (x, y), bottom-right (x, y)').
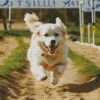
top-left (68, 49), bottom-right (100, 78)
top-left (0, 34), bottom-right (4, 41)
top-left (0, 37), bottom-right (28, 78)
top-left (0, 30), bottom-right (32, 37)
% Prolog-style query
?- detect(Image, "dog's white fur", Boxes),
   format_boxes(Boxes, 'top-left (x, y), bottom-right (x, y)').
top-left (24, 13), bottom-right (68, 85)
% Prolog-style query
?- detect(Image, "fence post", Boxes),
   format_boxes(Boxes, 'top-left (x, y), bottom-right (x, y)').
top-left (79, 0), bottom-right (84, 43)
top-left (8, 6), bottom-right (11, 30)
top-left (91, 0), bottom-right (96, 45)
top-left (88, 24), bottom-right (91, 43)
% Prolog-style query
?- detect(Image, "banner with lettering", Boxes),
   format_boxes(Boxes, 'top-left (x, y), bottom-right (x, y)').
top-left (0, 0), bottom-right (100, 12)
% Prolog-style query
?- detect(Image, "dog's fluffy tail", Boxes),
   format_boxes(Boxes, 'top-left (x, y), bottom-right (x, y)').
top-left (24, 13), bottom-right (42, 33)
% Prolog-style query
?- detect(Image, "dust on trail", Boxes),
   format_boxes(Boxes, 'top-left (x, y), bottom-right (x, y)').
top-left (67, 40), bottom-right (100, 67)
top-left (0, 37), bottom-right (18, 65)
top-left (0, 37), bottom-right (99, 100)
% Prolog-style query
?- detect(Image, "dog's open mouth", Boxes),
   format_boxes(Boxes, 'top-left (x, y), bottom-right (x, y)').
top-left (43, 42), bottom-right (59, 54)
top-left (48, 46), bottom-right (56, 54)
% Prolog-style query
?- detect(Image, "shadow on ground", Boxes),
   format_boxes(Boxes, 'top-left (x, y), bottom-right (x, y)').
top-left (58, 77), bottom-right (100, 93)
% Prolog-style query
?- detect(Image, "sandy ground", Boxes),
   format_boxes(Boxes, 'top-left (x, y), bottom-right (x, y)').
top-left (2, 58), bottom-right (99, 100)
top-left (0, 37), bottom-right (100, 100)
top-left (0, 23), bottom-right (26, 30)
top-left (0, 37), bottom-right (18, 65)
top-left (67, 40), bottom-right (100, 67)
top-left (1, 57), bottom-right (99, 100)
top-left (0, 24), bottom-right (5, 30)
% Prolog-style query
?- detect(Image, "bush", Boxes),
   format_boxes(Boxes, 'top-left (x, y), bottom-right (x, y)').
top-left (43, 10), bottom-right (64, 23)
top-left (67, 23), bottom-right (80, 35)
top-left (0, 34), bottom-right (4, 41)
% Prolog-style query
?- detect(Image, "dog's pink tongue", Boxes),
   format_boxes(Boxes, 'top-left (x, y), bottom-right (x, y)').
top-left (49, 47), bottom-right (55, 54)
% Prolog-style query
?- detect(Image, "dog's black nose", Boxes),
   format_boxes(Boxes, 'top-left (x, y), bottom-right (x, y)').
top-left (51, 40), bottom-right (56, 44)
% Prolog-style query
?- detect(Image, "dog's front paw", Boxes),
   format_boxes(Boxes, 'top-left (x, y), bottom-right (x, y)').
top-left (50, 78), bottom-right (59, 85)
top-left (50, 72), bottom-right (59, 85)
top-left (36, 73), bottom-right (47, 81)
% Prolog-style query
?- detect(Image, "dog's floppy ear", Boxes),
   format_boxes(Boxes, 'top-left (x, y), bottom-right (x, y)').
top-left (56, 17), bottom-right (67, 36)
top-left (24, 13), bottom-right (42, 33)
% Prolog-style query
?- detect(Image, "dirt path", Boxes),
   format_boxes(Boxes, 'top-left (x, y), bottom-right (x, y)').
top-left (67, 40), bottom-right (100, 67)
top-left (0, 37), bottom-right (18, 65)
top-left (2, 59), bottom-right (86, 100)
top-left (0, 37), bottom-right (100, 100)
top-left (3, 58), bottom-right (99, 100)
top-left (0, 23), bottom-right (26, 30)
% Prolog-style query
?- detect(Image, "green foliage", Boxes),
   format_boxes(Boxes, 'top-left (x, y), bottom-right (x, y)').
top-left (67, 9), bottom-right (79, 25)
top-left (67, 23), bottom-right (80, 35)
top-left (43, 10), bottom-right (64, 23)
top-left (0, 37), bottom-right (28, 78)
top-left (68, 49), bottom-right (100, 78)
top-left (0, 19), bottom-right (3, 23)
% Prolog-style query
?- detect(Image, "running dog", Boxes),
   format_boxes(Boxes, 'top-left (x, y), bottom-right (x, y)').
top-left (24, 13), bottom-right (68, 85)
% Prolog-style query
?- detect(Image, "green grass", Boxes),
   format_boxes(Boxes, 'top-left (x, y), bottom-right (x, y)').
top-left (0, 30), bottom-right (32, 37)
top-left (68, 49), bottom-right (100, 78)
top-left (0, 37), bottom-right (28, 78)
top-left (68, 23), bottom-right (100, 46)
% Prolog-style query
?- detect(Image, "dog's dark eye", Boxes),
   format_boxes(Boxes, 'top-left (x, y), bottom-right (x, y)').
top-left (55, 33), bottom-right (59, 37)
top-left (44, 33), bottom-right (49, 37)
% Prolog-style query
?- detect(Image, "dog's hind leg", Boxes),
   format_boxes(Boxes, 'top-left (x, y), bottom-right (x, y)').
top-left (55, 65), bottom-right (67, 77)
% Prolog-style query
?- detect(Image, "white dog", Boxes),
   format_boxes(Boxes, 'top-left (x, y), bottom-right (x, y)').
top-left (24, 13), bottom-right (68, 85)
